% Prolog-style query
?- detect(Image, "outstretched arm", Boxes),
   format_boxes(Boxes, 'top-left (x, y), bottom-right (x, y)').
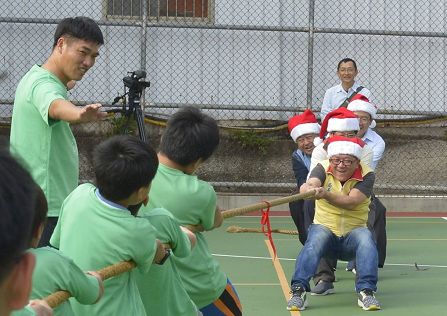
top-left (49, 99), bottom-right (107, 123)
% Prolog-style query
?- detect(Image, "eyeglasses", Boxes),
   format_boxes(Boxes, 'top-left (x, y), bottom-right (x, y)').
top-left (329, 158), bottom-right (355, 166)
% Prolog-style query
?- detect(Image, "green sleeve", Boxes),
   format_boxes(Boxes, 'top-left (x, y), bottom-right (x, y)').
top-left (164, 215), bottom-right (192, 258)
top-left (132, 220), bottom-right (158, 274)
top-left (200, 183), bottom-right (217, 231)
top-left (65, 257), bottom-right (101, 304)
top-left (31, 78), bottom-right (67, 125)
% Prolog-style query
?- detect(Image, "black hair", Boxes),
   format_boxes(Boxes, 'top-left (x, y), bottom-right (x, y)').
top-left (0, 148), bottom-right (36, 283)
top-left (337, 58), bottom-right (357, 71)
top-left (30, 185), bottom-right (48, 244)
top-left (160, 106), bottom-right (220, 166)
top-left (53, 16), bottom-right (104, 48)
top-left (93, 135), bottom-right (158, 202)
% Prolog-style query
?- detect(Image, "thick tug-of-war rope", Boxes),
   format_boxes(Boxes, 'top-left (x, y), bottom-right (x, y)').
top-left (44, 190), bottom-right (315, 308)
top-left (45, 260), bottom-right (136, 308)
top-left (221, 190), bottom-right (316, 219)
top-left (226, 225), bottom-right (299, 235)
top-left (222, 190), bottom-right (315, 258)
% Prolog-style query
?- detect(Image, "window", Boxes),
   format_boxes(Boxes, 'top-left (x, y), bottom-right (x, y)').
top-left (107, 0), bottom-right (142, 18)
top-left (151, 0), bottom-right (208, 18)
top-left (106, 0), bottom-right (210, 21)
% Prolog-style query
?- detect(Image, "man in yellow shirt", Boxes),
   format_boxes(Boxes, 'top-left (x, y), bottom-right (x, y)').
top-left (287, 136), bottom-right (381, 312)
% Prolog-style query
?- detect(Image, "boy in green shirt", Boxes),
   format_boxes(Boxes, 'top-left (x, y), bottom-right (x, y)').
top-left (0, 149), bottom-right (48, 316)
top-left (136, 209), bottom-right (200, 315)
top-left (13, 185), bottom-right (103, 316)
top-left (140, 107), bottom-right (242, 315)
top-left (50, 135), bottom-right (168, 316)
top-left (10, 16), bottom-right (107, 247)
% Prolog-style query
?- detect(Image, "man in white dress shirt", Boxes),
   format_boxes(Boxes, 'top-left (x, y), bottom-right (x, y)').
top-left (320, 58), bottom-right (371, 121)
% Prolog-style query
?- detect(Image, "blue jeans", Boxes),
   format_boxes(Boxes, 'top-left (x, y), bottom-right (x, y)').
top-left (291, 224), bottom-right (378, 293)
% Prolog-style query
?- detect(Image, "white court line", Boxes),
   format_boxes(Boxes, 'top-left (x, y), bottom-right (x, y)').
top-left (442, 217), bottom-right (447, 221)
top-left (212, 253), bottom-right (447, 268)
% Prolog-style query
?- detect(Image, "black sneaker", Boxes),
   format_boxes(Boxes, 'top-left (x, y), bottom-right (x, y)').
top-left (357, 289), bottom-right (381, 311)
top-left (287, 285), bottom-right (307, 311)
top-left (311, 280), bottom-right (335, 296)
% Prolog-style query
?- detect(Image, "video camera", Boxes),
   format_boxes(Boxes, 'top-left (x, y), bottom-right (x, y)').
top-left (123, 70), bottom-right (150, 92)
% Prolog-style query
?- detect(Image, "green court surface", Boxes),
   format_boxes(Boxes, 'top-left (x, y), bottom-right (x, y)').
top-left (206, 216), bottom-right (447, 316)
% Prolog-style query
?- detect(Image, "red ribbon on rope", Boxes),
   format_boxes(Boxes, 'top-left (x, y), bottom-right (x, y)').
top-left (260, 200), bottom-right (277, 259)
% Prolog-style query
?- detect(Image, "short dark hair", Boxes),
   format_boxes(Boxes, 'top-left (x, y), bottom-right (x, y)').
top-left (93, 135), bottom-right (158, 202)
top-left (0, 149), bottom-right (36, 283)
top-left (53, 16), bottom-right (104, 48)
top-left (160, 107), bottom-right (220, 166)
top-left (337, 58), bottom-right (357, 71)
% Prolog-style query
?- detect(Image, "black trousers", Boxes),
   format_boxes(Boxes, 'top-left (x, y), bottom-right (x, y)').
top-left (37, 217), bottom-right (58, 247)
top-left (289, 200), bottom-right (315, 246)
top-left (370, 196), bottom-right (387, 268)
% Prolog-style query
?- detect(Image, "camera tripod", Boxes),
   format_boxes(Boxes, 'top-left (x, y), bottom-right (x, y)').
top-left (111, 70), bottom-right (150, 142)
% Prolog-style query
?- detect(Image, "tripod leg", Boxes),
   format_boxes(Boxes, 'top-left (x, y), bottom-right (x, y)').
top-left (134, 107), bottom-right (147, 143)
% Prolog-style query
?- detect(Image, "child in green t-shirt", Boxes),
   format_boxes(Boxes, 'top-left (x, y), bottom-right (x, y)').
top-left (139, 107), bottom-right (242, 315)
top-left (0, 148), bottom-right (50, 316)
top-left (136, 208), bottom-right (200, 315)
top-left (50, 135), bottom-right (168, 316)
top-left (12, 185), bottom-right (103, 316)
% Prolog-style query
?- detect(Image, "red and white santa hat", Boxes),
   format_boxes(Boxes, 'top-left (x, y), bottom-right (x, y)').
top-left (288, 109), bottom-right (321, 142)
top-left (326, 135), bottom-right (365, 160)
top-left (347, 94), bottom-right (377, 128)
top-left (314, 107), bottom-right (360, 146)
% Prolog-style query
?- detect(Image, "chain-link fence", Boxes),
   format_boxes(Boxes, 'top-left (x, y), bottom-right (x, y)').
top-left (1, 1), bottom-right (447, 195)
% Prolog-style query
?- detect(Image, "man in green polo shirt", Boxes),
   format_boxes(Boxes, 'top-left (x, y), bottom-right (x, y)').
top-left (10, 16), bottom-right (107, 246)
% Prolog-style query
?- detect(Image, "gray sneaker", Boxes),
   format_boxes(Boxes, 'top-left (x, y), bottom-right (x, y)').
top-left (357, 289), bottom-right (381, 311)
top-left (311, 280), bottom-right (335, 296)
top-left (287, 285), bottom-right (307, 311)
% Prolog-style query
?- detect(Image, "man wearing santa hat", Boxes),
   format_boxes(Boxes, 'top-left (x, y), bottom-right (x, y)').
top-left (347, 95), bottom-right (385, 169)
top-left (310, 107), bottom-right (374, 175)
top-left (307, 107), bottom-right (374, 296)
top-left (287, 136), bottom-right (381, 312)
top-left (287, 109), bottom-right (320, 245)
top-left (320, 58), bottom-right (372, 121)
